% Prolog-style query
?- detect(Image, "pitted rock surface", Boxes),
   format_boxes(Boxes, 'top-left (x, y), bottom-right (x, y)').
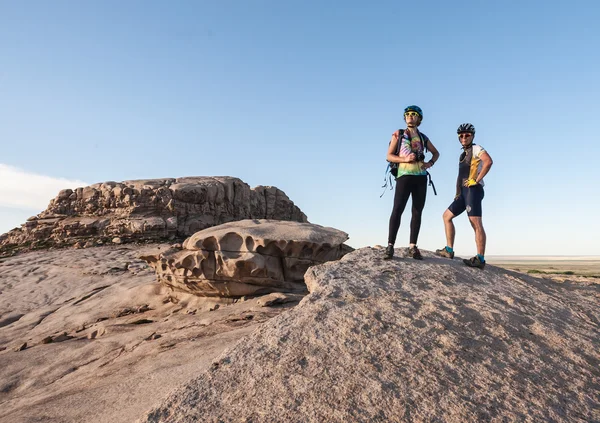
top-left (141, 247), bottom-right (600, 423)
top-left (0, 177), bottom-right (306, 257)
top-left (142, 220), bottom-right (352, 298)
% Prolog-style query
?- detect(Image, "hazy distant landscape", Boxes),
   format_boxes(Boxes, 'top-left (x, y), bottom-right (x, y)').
top-left (487, 256), bottom-right (600, 278)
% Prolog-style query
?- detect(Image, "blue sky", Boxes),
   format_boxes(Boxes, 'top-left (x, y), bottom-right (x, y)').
top-left (1, 0), bottom-right (599, 256)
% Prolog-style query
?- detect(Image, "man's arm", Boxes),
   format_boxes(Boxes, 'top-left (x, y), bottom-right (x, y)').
top-left (476, 151), bottom-right (493, 183)
top-left (455, 176), bottom-right (461, 199)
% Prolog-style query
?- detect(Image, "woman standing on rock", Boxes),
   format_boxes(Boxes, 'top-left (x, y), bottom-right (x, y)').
top-left (384, 105), bottom-right (440, 260)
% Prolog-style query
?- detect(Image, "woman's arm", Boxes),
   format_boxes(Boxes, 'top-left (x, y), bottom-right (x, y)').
top-left (422, 139), bottom-right (440, 170)
top-left (387, 131), bottom-right (415, 163)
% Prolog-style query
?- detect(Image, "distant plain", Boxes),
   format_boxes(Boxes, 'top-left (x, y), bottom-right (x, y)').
top-left (486, 256), bottom-right (600, 278)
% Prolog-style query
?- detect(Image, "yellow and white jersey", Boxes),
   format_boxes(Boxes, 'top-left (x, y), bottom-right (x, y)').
top-left (458, 144), bottom-right (486, 186)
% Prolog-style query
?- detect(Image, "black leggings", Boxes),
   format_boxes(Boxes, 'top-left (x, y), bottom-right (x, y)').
top-left (387, 175), bottom-right (427, 245)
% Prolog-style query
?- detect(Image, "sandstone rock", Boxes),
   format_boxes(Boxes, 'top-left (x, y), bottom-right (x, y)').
top-left (130, 319), bottom-right (154, 325)
top-left (14, 342), bottom-right (27, 352)
top-left (53, 332), bottom-right (74, 343)
top-left (256, 292), bottom-right (302, 307)
top-left (87, 327), bottom-right (106, 339)
top-left (137, 304), bottom-right (151, 313)
top-left (0, 177), bottom-right (307, 257)
top-left (143, 220), bottom-right (352, 298)
top-left (112, 237), bottom-right (122, 244)
top-left (0, 244), bottom-right (299, 423)
top-left (142, 248), bottom-right (600, 423)
top-left (144, 333), bottom-right (162, 341)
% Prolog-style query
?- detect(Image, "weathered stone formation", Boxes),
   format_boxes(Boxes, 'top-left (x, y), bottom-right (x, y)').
top-left (0, 177), bottom-right (307, 257)
top-left (141, 219), bottom-right (353, 298)
top-left (142, 248), bottom-right (600, 423)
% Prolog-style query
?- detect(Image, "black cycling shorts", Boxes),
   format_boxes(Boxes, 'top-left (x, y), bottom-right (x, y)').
top-left (448, 185), bottom-right (485, 217)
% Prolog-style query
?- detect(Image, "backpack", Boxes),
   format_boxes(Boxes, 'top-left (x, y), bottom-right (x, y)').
top-left (380, 129), bottom-right (437, 197)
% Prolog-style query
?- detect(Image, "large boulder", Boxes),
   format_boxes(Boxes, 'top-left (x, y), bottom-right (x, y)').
top-left (141, 247), bottom-right (600, 423)
top-left (0, 177), bottom-right (306, 257)
top-left (141, 219), bottom-right (352, 298)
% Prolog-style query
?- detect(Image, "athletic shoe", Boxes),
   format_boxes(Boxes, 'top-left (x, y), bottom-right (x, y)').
top-left (435, 247), bottom-right (454, 259)
top-left (408, 246), bottom-right (423, 260)
top-left (383, 245), bottom-right (394, 260)
top-left (463, 255), bottom-right (485, 269)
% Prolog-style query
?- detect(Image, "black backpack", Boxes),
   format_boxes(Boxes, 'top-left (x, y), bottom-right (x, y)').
top-left (381, 129), bottom-right (436, 197)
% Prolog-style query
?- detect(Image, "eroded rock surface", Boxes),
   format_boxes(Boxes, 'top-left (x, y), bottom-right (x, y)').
top-left (0, 177), bottom-right (306, 257)
top-left (142, 247), bottom-right (600, 423)
top-left (0, 245), bottom-right (301, 423)
top-left (142, 220), bottom-right (352, 298)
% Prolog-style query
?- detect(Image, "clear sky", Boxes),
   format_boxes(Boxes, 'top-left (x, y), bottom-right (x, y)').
top-left (1, 0), bottom-right (599, 256)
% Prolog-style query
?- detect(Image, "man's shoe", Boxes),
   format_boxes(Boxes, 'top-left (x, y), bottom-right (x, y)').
top-left (383, 245), bottom-right (394, 260)
top-left (463, 255), bottom-right (485, 269)
top-left (435, 247), bottom-right (454, 259)
top-left (408, 246), bottom-right (423, 260)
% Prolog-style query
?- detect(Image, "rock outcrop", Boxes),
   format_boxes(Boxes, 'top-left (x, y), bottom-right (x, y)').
top-left (0, 244), bottom-right (302, 423)
top-left (142, 220), bottom-right (353, 298)
top-left (0, 177), bottom-right (306, 257)
top-left (142, 247), bottom-right (600, 423)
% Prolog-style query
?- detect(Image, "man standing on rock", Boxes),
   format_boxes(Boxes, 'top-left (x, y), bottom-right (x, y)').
top-left (435, 123), bottom-right (493, 269)
top-left (384, 105), bottom-right (440, 260)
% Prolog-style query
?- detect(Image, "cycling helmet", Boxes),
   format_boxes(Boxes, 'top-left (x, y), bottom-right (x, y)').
top-left (404, 105), bottom-right (423, 119)
top-left (457, 123), bottom-right (475, 134)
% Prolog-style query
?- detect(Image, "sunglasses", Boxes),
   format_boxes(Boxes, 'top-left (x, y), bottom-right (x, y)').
top-left (404, 112), bottom-right (420, 117)
top-left (458, 133), bottom-right (472, 139)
